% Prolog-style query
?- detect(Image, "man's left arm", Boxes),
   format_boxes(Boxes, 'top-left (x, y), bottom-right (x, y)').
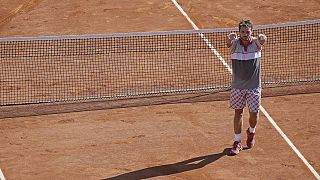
top-left (254, 34), bottom-right (267, 50)
top-left (258, 34), bottom-right (267, 45)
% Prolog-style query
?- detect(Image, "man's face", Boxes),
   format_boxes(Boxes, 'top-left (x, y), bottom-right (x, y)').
top-left (239, 26), bottom-right (252, 41)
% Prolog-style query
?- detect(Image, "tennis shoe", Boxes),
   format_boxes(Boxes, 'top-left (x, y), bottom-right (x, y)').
top-left (230, 141), bottom-right (242, 156)
top-left (246, 128), bottom-right (255, 149)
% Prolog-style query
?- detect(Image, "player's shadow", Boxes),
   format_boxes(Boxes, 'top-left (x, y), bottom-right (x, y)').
top-left (103, 148), bottom-right (231, 180)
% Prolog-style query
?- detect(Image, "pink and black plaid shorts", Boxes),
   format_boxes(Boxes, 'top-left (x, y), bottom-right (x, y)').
top-left (230, 88), bottom-right (261, 112)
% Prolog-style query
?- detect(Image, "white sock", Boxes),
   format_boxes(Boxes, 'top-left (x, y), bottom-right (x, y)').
top-left (234, 134), bottom-right (241, 142)
top-left (249, 127), bottom-right (256, 133)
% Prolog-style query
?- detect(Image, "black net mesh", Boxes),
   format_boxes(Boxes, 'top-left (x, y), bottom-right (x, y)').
top-left (1, 20), bottom-right (319, 105)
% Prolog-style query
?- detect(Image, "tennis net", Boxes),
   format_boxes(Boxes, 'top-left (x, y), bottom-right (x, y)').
top-left (1, 20), bottom-right (319, 106)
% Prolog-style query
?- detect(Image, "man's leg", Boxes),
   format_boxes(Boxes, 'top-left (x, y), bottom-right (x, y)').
top-left (229, 109), bottom-right (244, 155)
top-left (246, 87), bottom-right (261, 149)
top-left (230, 89), bottom-right (246, 155)
top-left (234, 109), bottom-right (244, 135)
top-left (249, 111), bottom-right (258, 132)
top-left (246, 112), bottom-right (258, 148)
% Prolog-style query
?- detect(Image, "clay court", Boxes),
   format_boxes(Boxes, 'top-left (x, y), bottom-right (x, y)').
top-left (0, 0), bottom-right (320, 179)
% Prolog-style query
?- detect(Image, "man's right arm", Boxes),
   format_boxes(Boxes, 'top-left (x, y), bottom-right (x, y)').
top-left (226, 32), bottom-right (237, 48)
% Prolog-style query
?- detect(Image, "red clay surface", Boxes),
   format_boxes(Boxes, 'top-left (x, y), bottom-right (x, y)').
top-left (0, 0), bottom-right (319, 179)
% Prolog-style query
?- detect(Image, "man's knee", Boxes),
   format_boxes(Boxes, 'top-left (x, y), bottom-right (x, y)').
top-left (234, 109), bottom-right (244, 118)
top-left (249, 112), bottom-right (259, 119)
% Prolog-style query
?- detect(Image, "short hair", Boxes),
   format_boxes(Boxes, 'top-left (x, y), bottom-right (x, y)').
top-left (239, 19), bottom-right (253, 31)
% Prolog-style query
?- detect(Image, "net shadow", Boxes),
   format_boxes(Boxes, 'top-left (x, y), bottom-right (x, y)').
top-left (1, 83), bottom-right (319, 119)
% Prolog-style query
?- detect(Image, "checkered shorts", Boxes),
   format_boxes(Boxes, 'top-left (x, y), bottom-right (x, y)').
top-left (230, 88), bottom-right (261, 112)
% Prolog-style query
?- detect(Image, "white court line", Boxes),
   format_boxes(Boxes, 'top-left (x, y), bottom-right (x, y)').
top-left (170, 0), bottom-right (320, 179)
top-left (0, 168), bottom-right (6, 180)
top-left (260, 107), bottom-right (320, 179)
top-left (170, 0), bottom-right (232, 74)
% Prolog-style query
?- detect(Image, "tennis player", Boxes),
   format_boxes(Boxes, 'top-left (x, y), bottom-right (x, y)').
top-left (226, 20), bottom-right (267, 155)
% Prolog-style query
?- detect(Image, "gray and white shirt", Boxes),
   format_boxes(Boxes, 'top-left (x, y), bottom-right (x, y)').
top-left (229, 37), bottom-right (263, 89)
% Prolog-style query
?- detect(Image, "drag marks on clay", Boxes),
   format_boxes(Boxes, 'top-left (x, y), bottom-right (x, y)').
top-left (132, 135), bottom-right (146, 139)
top-left (120, 119), bottom-right (136, 125)
top-left (155, 111), bottom-right (174, 115)
top-left (58, 119), bottom-right (76, 124)
top-left (0, 0), bottom-right (41, 27)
